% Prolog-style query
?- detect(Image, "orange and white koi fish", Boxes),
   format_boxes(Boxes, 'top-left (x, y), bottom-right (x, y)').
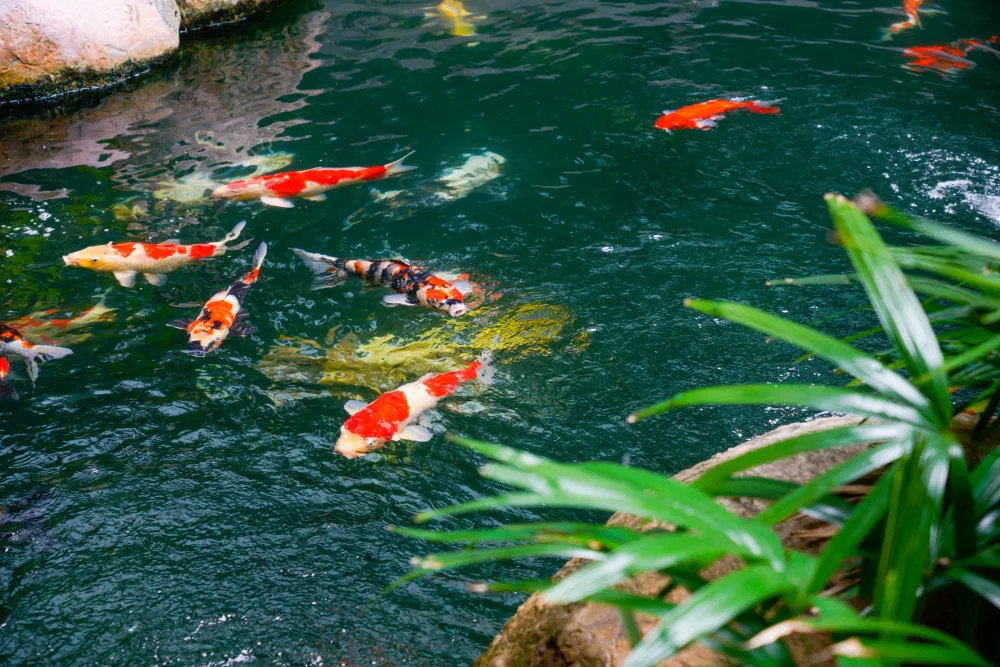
top-left (883, 0), bottom-right (943, 40)
top-left (212, 153), bottom-right (416, 208)
top-left (655, 99), bottom-right (781, 132)
top-left (0, 323), bottom-right (72, 386)
top-left (0, 356), bottom-right (14, 400)
top-left (6, 292), bottom-right (116, 346)
top-left (335, 356), bottom-right (490, 458)
top-left (291, 249), bottom-right (475, 317)
top-left (63, 222), bottom-right (248, 288)
top-left (903, 37), bottom-right (998, 73)
top-left (168, 243), bottom-right (267, 357)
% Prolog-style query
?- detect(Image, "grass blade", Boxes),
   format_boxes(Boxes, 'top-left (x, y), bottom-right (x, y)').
top-left (757, 440), bottom-right (909, 526)
top-left (628, 384), bottom-right (927, 427)
top-left (622, 564), bottom-right (797, 667)
top-left (685, 300), bottom-right (929, 410)
top-left (693, 423), bottom-right (909, 493)
top-left (946, 567), bottom-right (1000, 611)
top-left (826, 193), bottom-right (950, 425)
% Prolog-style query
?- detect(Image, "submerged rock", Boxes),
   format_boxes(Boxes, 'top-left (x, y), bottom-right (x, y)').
top-left (0, 0), bottom-right (180, 97)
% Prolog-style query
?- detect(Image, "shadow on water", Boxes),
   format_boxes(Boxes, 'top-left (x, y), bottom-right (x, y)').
top-left (0, 0), bottom-right (999, 664)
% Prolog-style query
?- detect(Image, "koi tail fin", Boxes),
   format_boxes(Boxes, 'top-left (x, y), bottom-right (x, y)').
top-left (385, 151), bottom-right (417, 177)
top-left (291, 248), bottom-right (350, 289)
top-left (748, 101), bottom-right (781, 115)
top-left (26, 344), bottom-right (73, 384)
top-left (251, 242), bottom-right (268, 271)
top-left (471, 350), bottom-right (494, 385)
top-left (215, 220), bottom-right (249, 254)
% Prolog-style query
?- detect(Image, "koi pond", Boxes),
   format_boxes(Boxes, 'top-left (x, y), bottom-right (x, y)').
top-left (1, 0), bottom-right (999, 663)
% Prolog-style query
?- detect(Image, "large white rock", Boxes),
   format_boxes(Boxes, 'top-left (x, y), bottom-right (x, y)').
top-left (0, 0), bottom-right (181, 89)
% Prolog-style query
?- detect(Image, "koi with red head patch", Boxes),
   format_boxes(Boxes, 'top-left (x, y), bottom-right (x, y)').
top-left (0, 356), bottom-right (13, 400)
top-left (903, 37), bottom-right (996, 74)
top-left (655, 99), bottom-right (781, 132)
top-left (167, 243), bottom-right (267, 356)
top-left (291, 249), bottom-right (476, 317)
top-left (883, 0), bottom-right (943, 40)
top-left (63, 222), bottom-right (248, 288)
top-left (212, 152), bottom-right (416, 209)
top-left (335, 355), bottom-right (491, 458)
top-left (0, 323), bottom-right (72, 387)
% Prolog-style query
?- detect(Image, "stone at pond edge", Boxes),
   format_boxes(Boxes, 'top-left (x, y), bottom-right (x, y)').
top-left (178, 0), bottom-right (288, 30)
top-left (472, 415), bottom-right (872, 667)
top-left (0, 0), bottom-right (181, 95)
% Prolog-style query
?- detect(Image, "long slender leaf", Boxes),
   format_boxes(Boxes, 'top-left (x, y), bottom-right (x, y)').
top-left (693, 423), bottom-right (909, 493)
top-left (622, 564), bottom-right (797, 667)
top-left (452, 437), bottom-right (786, 568)
top-left (685, 300), bottom-right (929, 411)
top-left (757, 440), bottom-right (908, 526)
top-left (946, 567), bottom-right (1000, 611)
top-left (873, 435), bottom-right (950, 626)
top-left (391, 522), bottom-right (643, 549)
top-left (628, 384), bottom-right (928, 427)
top-left (412, 543), bottom-right (605, 571)
top-left (830, 639), bottom-right (988, 666)
top-left (706, 476), bottom-right (853, 524)
top-left (808, 466), bottom-right (896, 595)
top-left (543, 533), bottom-right (730, 604)
top-left (827, 193), bottom-right (950, 425)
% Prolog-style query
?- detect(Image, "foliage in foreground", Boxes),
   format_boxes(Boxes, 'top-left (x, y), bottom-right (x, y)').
top-left (396, 193), bottom-right (1000, 666)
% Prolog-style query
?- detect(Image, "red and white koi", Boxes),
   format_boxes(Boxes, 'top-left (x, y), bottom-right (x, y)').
top-left (883, 0), bottom-right (943, 40)
top-left (211, 152), bottom-right (416, 208)
top-left (335, 356), bottom-right (490, 458)
top-left (655, 99), bottom-right (781, 132)
top-left (168, 243), bottom-right (267, 356)
top-left (0, 323), bottom-right (72, 387)
top-left (63, 222), bottom-right (248, 288)
top-left (291, 249), bottom-right (475, 317)
top-left (0, 356), bottom-right (13, 400)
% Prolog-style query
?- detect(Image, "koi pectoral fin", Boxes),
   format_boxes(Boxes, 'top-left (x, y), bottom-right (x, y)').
top-left (166, 319), bottom-right (192, 330)
top-left (302, 193), bottom-right (327, 202)
top-left (113, 271), bottom-right (138, 288)
top-left (0, 380), bottom-right (17, 400)
top-left (382, 294), bottom-right (418, 307)
top-left (230, 322), bottom-right (257, 338)
top-left (260, 196), bottom-right (295, 208)
top-left (450, 280), bottom-right (475, 296)
top-left (695, 119), bottom-right (717, 130)
top-left (344, 399), bottom-right (369, 415)
top-left (143, 273), bottom-right (168, 287)
top-left (395, 424), bottom-right (433, 442)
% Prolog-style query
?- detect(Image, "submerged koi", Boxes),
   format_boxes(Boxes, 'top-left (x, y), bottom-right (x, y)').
top-left (168, 243), bottom-right (267, 357)
top-left (0, 323), bottom-right (72, 387)
top-left (212, 153), bottom-right (416, 208)
top-left (655, 99), bottom-right (781, 132)
top-left (426, 0), bottom-right (483, 37)
top-left (0, 356), bottom-right (13, 400)
top-left (291, 249), bottom-right (475, 317)
top-left (903, 38), bottom-right (998, 74)
top-left (335, 356), bottom-right (490, 458)
top-left (63, 222), bottom-right (248, 288)
top-left (883, 0), bottom-right (942, 40)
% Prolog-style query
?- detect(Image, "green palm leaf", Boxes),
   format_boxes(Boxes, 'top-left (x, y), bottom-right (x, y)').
top-left (826, 193), bottom-right (951, 424)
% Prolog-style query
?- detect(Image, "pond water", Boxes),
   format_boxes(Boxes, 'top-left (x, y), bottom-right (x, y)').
top-left (2, 0), bottom-right (999, 663)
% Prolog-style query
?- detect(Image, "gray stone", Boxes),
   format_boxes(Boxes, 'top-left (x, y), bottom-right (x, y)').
top-left (177, 0), bottom-right (286, 30)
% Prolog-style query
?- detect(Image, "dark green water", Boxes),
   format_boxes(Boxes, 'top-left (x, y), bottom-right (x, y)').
top-left (2, 0), bottom-right (1000, 663)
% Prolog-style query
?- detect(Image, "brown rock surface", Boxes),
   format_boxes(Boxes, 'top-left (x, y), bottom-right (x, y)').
top-left (0, 0), bottom-right (181, 89)
top-left (177, 0), bottom-right (286, 29)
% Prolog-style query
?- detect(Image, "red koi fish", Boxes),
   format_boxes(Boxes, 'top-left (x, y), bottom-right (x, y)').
top-left (168, 243), bottom-right (267, 356)
top-left (291, 249), bottom-right (475, 317)
top-left (0, 356), bottom-right (14, 400)
top-left (212, 152), bottom-right (416, 208)
top-left (63, 222), bottom-right (248, 288)
top-left (655, 99), bottom-right (781, 132)
top-left (904, 38), bottom-right (998, 74)
top-left (335, 356), bottom-right (491, 458)
top-left (883, 0), bottom-right (943, 40)
top-left (0, 323), bottom-right (72, 386)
